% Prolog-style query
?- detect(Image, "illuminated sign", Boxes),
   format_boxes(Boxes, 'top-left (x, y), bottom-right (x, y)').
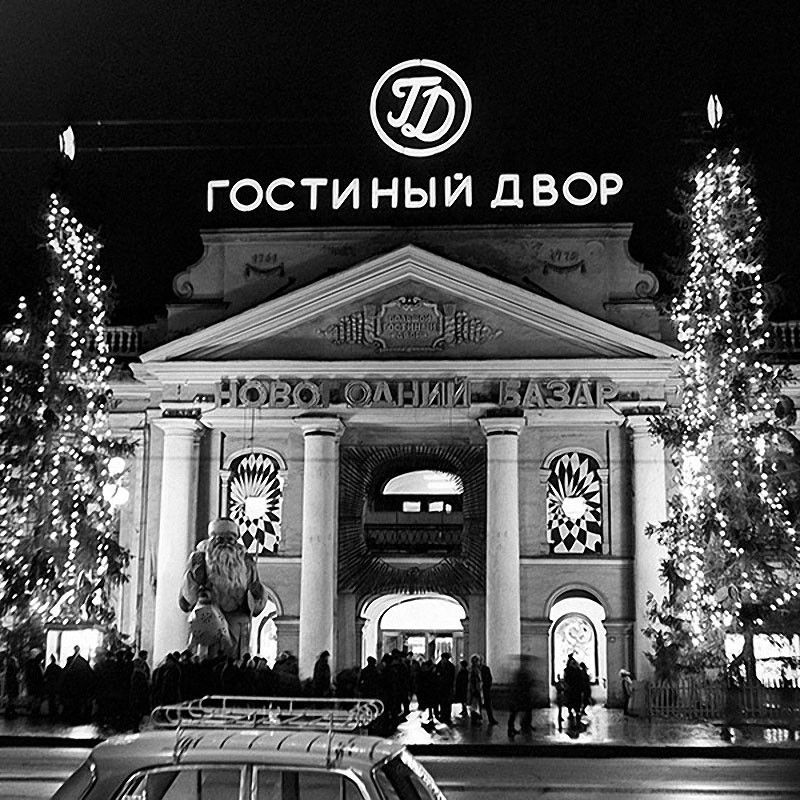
top-left (212, 377), bottom-right (618, 410)
top-left (205, 59), bottom-right (624, 214)
top-left (206, 172), bottom-right (623, 213)
top-left (370, 59), bottom-right (472, 157)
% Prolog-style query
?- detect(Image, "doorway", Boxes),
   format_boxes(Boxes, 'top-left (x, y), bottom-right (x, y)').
top-left (361, 593), bottom-right (466, 663)
top-left (549, 590), bottom-right (607, 703)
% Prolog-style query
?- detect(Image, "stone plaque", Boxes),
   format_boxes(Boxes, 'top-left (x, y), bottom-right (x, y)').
top-left (318, 295), bottom-right (502, 351)
top-left (375, 297), bottom-right (443, 350)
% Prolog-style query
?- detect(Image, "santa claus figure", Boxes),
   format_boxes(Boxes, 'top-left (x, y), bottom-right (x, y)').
top-left (179, 517), bottom-right (267, 658)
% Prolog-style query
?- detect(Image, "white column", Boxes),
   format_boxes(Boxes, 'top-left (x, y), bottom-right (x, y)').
top-left (627, 415), bottom-right (669, 679)
top-left (479, 417), bottom-right (525, 682)
top-left (294, 416), bottom-right (344, 679)
top-left (151, 416), bottom-right (203, 663)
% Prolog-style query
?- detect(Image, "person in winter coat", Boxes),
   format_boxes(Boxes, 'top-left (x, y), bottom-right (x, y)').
top-left (480, 657), bottom-right (499, 725)
top-left (507, 654), bottom-right (535, 736)
top-left (620, 669), bottom-right (634, 716)
top-left (3, 655), bottom-right (19, 718)
top-left (416, 659), bottom-right (436, 723)
top-left (579, 662), bottom-right (592, 714)
top-left (24, 651), bottom-right (45, 717)
top-left (358, 656), bottom-right (381, 699)
top-left (563, 654), bottom-right (583, 719)
top-left (454, 659), bottom-right (469, 718)
top-left (467, 654), bottom-right (484, 724)
top-left (435, 652), bottom-right (456, 725)
top-left (44, 655), bottom-right (62, 718)
top-left (129, 659), bottom-right (151, 732)
top-left (554, 674), bottom-right (566, 729)
top-left (311, 651), bottom-right (332, 697)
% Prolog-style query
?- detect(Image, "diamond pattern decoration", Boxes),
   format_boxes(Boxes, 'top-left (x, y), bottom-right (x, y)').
top-left (547, 452), bottom-right (602, 554)
top-left (227, 452), bottom-right (283, 556)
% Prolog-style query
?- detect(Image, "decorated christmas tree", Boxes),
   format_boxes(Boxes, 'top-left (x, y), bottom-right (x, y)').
top-left (646, 143), bottom-right (800, 677)
top-left (0, 193), bottom-right (131, 646)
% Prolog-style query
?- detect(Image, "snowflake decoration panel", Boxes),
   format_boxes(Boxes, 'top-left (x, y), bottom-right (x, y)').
top-left (227, 452), bottom-right (284, 556)
top-left (547, 452), bottom-right (602, 554)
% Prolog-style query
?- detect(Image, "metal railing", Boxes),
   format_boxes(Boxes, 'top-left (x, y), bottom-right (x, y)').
top-left (647, 677), bottom-right (800, 724)
top-left (363, 524), bottom-right (462, 553)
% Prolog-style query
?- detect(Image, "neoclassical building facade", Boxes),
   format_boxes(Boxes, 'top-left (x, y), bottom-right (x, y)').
top-left (107, 224), bottom-right (684, 706)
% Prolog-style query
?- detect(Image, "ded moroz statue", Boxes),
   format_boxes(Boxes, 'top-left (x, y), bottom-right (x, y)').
top-left (179, 517), bottom-right (267, 658)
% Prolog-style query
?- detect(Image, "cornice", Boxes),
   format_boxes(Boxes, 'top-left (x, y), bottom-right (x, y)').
top-left (133, 357), bottom-right (678, 384)
top-left (142, 245), bottom-right (677, 362)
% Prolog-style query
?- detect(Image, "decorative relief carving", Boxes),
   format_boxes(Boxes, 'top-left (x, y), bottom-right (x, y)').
top-left (526, 241), bottom-right (587, 275)
top-left (318, 295), bottom-right (502, 351)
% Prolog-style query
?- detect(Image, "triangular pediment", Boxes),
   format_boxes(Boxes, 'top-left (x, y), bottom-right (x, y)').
top-left (141, 245), bottom-right (675, 362)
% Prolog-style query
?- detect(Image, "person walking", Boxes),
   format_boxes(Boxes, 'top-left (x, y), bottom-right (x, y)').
top-left (507, 654), bottom-right (535, 736)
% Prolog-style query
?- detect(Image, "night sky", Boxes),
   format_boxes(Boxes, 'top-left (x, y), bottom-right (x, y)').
top-left (1, 2), bottom-right (799, 325)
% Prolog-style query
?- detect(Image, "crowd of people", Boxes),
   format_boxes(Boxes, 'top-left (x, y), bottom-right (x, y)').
top-left (553, 653), bottom-right (594, 730)
top-left (0, 645), bottom-right (510, 735)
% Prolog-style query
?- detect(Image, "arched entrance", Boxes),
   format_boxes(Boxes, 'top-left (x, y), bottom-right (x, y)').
top-left (361, 593), bottom-right (466, 663)
top-left (548, 589), bottom-right (607, 703)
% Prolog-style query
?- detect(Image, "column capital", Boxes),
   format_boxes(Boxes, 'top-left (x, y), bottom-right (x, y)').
top-left (478, 416), bottom-right (526, 437)
top-left (624, 413), bottom-right (661, 437)
top-left (150, 414), bottom-right (205, 437)
top-left (293, 414), bottom-right (344, 439)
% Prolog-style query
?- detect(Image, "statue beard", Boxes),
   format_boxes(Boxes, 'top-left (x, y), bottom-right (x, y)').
top-left (206, 537), bottom-right (248, 612)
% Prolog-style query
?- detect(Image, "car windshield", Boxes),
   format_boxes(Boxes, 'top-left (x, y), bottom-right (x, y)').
top-left (374, 751), bottom-right (446, 800)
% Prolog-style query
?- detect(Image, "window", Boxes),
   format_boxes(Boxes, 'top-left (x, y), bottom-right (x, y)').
top-left (120, 767), bottom-right (242, 800)
top-left (376, 470), bottom-right (463, 514)
top-left (546, 452), bottom-right (602, 554)
top-left (255, 769), bottom-right (364, 800)
top-left (226, 451), bottom-right (284, 555)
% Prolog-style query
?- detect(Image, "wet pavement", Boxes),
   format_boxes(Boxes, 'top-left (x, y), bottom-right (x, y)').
top-left (0, 705), bottom-right (797, 751)
top-left (388, 706), bottom-right (800, 750)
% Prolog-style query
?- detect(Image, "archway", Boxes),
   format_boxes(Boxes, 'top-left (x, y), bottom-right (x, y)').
top-left (361, 593), bottom-right (466, 664)
top-left (548, 589), bottom-right (608, 703)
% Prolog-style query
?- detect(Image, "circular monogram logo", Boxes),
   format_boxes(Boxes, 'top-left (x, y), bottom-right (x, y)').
top-left (370, 59), bottom-right (471, 158)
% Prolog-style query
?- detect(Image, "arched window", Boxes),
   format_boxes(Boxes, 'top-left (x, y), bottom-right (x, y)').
top-left (547, 452), bottom-right (602, 554)
top-left (378, 469), bottom-right (462, 513)
top-left (224, 451), bottom-right (285, 556)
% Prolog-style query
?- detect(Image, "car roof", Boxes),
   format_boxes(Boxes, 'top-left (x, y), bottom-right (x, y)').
top-left (90, 729), bottom-right (404, 774)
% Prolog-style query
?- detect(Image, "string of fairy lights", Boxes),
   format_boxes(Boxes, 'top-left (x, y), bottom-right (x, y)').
top-left (0, 193), bottom-right (129, 629)
top-left (653, 143), bottom-right (800, 662)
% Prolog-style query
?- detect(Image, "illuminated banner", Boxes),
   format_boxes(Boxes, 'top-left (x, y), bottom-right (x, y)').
top-left (213, 377), bottom-right (618, 410)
